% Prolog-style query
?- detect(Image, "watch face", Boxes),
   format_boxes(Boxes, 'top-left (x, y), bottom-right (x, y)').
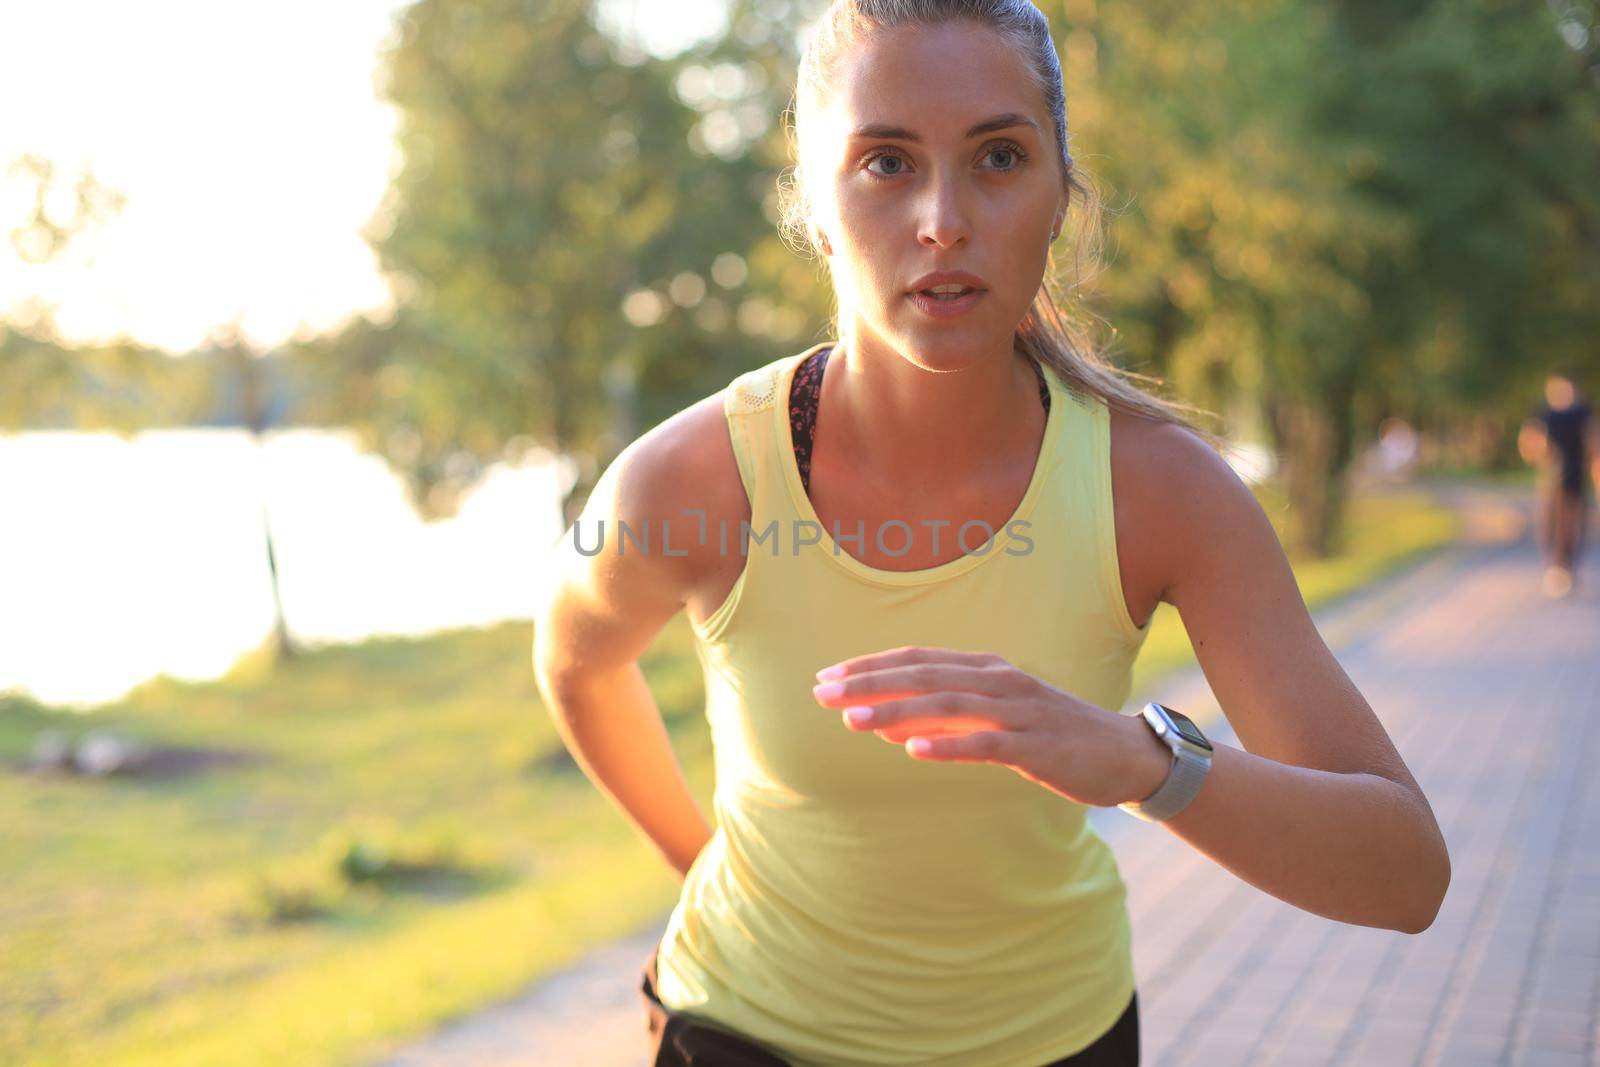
top-left (1157, 704), bottom-right (1213, 752)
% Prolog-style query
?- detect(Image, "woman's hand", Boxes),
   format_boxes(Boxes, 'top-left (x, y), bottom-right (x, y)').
top-left (811, 645), bottom-right (1168, 808)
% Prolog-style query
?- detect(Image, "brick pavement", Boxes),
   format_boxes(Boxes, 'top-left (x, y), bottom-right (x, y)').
top-left (1107, 499), bottom-right (1600, 1066)
top-left (371, 484), bottom-right (1600, 1067)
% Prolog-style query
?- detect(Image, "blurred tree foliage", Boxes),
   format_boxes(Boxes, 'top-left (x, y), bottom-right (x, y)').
top-left (7, 0), bottom-right (1596, 558)
top-left (1315, 0), bottom-right (1600, 459)
top-left (1054, 0), bottom-right (1599, 555)
top-left (1049, 0), bottom-right (1392, 555)
top-left (0, 317), bottom-right (212, 432)
top-left (287, 0), bottom-right (832, 525)
top-left (0, 156), bottom-right (213, 433)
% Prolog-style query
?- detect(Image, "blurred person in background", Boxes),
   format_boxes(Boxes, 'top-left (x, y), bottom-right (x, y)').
top-left (1518, 369), bottom-right (1597, 598)
top-left (1375, 416), bottom-right (1420, 482)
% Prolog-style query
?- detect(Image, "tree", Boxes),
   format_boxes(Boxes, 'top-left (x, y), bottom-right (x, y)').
top-left (208, 320), bottom-right (299, 662)
top-left (1052, 0), bottom-right (1600, 556)
top-left (291, 0), bottom-right (830, 529)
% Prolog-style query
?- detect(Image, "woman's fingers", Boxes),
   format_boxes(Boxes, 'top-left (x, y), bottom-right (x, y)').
top-left (903, 730), bottom-right (1024, 764)
top-left (837, 691), bottom-right (1014, 739)
top-left (812, 658), bottom-right (1019, 708)
top-left (814, 645), bottom-right (1004, 683)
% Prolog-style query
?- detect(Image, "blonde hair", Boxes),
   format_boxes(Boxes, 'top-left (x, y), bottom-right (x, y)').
top-left (775, 0), bottom-right (1226, 452)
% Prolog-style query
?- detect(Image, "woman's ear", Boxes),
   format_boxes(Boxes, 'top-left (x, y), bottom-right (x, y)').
top-left (814, 228), bottom-right (833, 255)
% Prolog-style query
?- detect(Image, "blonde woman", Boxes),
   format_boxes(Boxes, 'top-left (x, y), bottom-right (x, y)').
top-left (533, 2), bottom-right (1450, 1064)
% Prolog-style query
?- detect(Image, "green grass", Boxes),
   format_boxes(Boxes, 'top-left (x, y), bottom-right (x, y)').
top-left (1127, 483), bottom-right (1463, 701)
top-left (1, 482), bottom-right (1461, 1067)
top-left (1419, 461), bottom-right (1537, 487)
top-left (1, 623), bottom-right (716, 1067)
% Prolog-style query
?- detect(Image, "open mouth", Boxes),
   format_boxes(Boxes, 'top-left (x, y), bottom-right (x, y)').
top-left (906, 272), bottom-right (986, 317)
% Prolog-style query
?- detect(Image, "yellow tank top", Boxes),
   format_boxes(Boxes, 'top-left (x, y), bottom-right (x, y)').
top-left (655, 343), bottom-right (1153, 1066)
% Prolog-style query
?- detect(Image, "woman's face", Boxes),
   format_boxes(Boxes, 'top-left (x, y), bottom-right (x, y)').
top-left (806, 21), bottom-right (1068, 368)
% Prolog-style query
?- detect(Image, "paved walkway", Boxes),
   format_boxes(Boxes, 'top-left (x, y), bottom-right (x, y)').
top-left (371, 482), bottom-right (1600, 1067)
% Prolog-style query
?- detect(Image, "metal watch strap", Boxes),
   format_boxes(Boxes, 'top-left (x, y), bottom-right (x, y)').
top-left (1121, 740), bottom-right (1211, 823)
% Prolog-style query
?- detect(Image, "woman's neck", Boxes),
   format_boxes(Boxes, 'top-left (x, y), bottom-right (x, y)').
top-left (819, 333), bottom-right (1048, 496)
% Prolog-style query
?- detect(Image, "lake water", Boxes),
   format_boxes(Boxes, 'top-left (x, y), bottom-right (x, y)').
top-left (0, 428), bottom-right (571, 709)
top-left (1, 426), bottom-right (1281, 711)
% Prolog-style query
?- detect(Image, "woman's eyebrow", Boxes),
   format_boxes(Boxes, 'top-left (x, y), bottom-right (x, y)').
top-left (847, 112), bottom-right (1040, 142)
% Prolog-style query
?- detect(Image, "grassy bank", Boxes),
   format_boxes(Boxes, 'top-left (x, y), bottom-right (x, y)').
top-left (0, 483), bottom-right (1461, 1067)
top-left (1126, 482), bottom-right (1464, 700)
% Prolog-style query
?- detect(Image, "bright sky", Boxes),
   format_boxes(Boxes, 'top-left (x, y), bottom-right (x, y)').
top-left (0, 0), bottom-right (730, 355)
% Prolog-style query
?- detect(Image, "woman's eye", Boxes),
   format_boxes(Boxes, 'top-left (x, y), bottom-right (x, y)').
top-left (865, 151), bottom-right (908, 177)
top-left (984, 144), bottom-right (1027, 171)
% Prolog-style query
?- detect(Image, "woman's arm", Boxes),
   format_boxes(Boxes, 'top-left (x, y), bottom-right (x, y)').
top-left (1113, 417), bottom-right (1450, 935)
top-left (531, 411), bottom-right (725, 883)
top-left (1586, 412), bottom-right (1600, 491)
top-left (1516, 417), bottom-right (1547, 465)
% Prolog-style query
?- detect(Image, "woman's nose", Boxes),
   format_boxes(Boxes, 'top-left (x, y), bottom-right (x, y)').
top-left (916, 170), bottom-right (972, 248)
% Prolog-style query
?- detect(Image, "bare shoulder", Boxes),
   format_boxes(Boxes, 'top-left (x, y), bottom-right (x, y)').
top-left (593, 387), bottom-right (749, 586)
top-left (533, 388), bottom-right (746, 680)
top-left (1110, 403), bottom-right (1431, 795)
top-left (1107, 404), bottom-right (1256, 616)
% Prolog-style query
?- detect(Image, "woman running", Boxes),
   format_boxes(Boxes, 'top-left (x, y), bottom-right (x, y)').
top-left (533, 2), bottom-right (1451, 1064)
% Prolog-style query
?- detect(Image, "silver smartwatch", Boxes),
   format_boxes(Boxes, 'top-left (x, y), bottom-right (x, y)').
top-left (1118, 702), bottom-right (1214, 822)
